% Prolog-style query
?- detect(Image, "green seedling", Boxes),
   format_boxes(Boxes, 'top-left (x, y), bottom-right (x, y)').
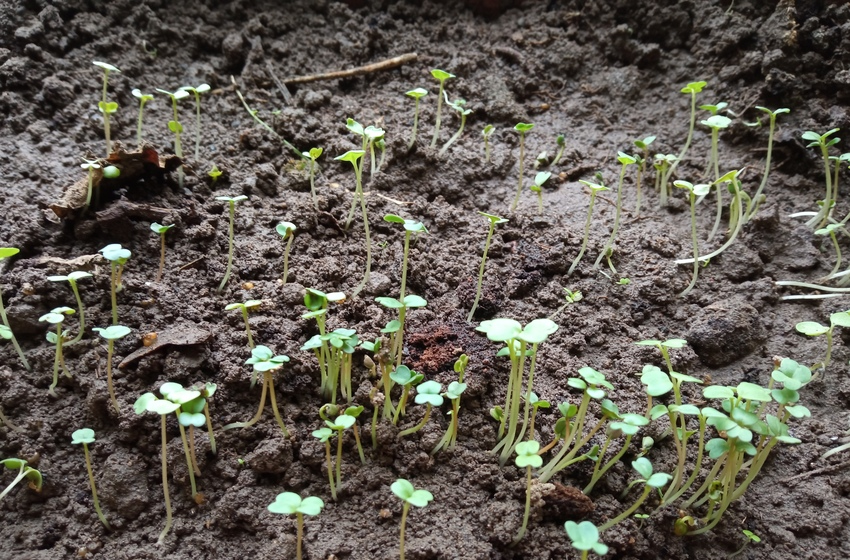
top-left (268, 493), bottom-right (325, 560)
top-left (551, 133), bottom-right (567, 165)
top-left (275, 222), bottom-right (297, 285)
top-left (729, 529), bottom-right (761, 558)
top-left (343, 405), bottom-right (367, 464)
top-left (594, 152), bottom-right (636, 273)
top-left (530, 171), bottom-right (551, 215)
top-left (478, 318), bottom-right (559, 465)
top-left (133, 392), bottom-right (181, 544)
top-left (208, 164), bottom-right (222, 183)
top-left (405, 88), bottom-right (428, 150)
top-left (365, 125), bottom-right (385, 176)
top-left (746, 107), bottom-right (789, 220)
top-left (223, 345), bottom-right (290, 436)
top-left (131, 89), bottom-right (154, 147)
top-left (597, 458), bottom-right (671, 532)
top-left (569, 180), bottom-right (609, 276)
top-left (48, 271), bottom-right (92, 344)
top-left (389, 365), bottom-right (424, 424)
top-left (633, 135), bottom-right (656, 216)
top-left (80, 159), bottom-right (101, 212)
top-left (653, 153), bottom-right (676, 197)
top-left (701, 114), bottom-right (733, 241)
top-left (99, 243), bottom-right (131, 325)
top-left (93, 325), bottom-right (131, 413)
top-left (513, 440), bottom-right (543, 543)
top-left (149, 222), bottom-right (175, 282)
top-left (225, 299), bottom-right (262, 352)
top-left (795, 310), bottom-right (850, 375)
top-left (179, 83), bottom-right (210, 161)
top-left (831, 153), bottom-right (850, 211)
top-left (156, 88), bottom-right (190, 187)
top-left (429, 69), bottom-right (456, 148)
top-left (93, 61), bottom-right (120, 157)
top-left (468, 212), bottom-right (508, 322)
top-left (302, 327), bottom-right (359, 404)
top-left (548, 287), bottom-right (582, 321)
top-left (336, 150), bottom-right (371, 298)
top-left (510, 123), bottom-right (535, 212)
top-left (527, 393), bottom-right (550, 439)
top-left (231, 76), bottom-right (302, 159)
top-left (565, 521), bottom-right (608, 559)
top-left (802, 128), bottom-right (840, 229)
top-left (635, 337), bottom-right (686, 375)
top-left (312, 427), bottom-right (337, 499)
top-left (190, 381), bottom-right (218, 455)
top-left (71, 428), bottom-right (110, 529)
top-left (301, 147), bottom-right (323, 213)
top-left (439, 95), bottom-right (471, 156)
top-left (215, 195), bottom-right (248, 294)
top-left (0, 458), bottom-right (43, 503)
top-left (815, 223), bottom-right (843, 280)
top-left (432, 354), bottom-right (468, 454)
top-left (0, 248), bottom-right (30, 371)
top-left (362, 338), bottom-right (397, 423)
top-left (673, 181), bottom-right (711, 296)
top-left (398, 380), bottom-right (442, 437)
top-left (482, 124), bottom-right (495, 163)
top-left (583, 411), bottom-right (650, 494)
top-left (660, 81), bottom-right (707, 206)
top-left (325, 413), bottom-right (356, 495)
top-left (300, 289), bottom-right (346, 400)
top-left (391, 479), bottom-right (434, 560)
top-left (158, 382), bottom-right (206, 498)
top-left (39, 307), bottom-right (74, 397)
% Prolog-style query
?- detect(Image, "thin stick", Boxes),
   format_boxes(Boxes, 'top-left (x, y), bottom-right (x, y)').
top-left (284, 53), bottom-right (418, 85)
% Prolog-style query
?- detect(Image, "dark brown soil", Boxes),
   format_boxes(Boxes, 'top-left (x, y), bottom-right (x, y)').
top-left (2, 1), bottom-right (850, 559)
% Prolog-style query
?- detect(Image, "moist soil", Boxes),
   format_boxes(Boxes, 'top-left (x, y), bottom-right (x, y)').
top-left (1, 0), bottom-right (850, 559)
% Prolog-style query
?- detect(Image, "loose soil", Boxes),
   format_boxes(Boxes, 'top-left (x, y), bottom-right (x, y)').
top-left (1, 0), bottom-right (850, 559)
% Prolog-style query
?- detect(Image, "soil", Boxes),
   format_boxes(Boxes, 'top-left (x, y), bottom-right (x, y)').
top-left (1, 0), bottom-right (850, 559)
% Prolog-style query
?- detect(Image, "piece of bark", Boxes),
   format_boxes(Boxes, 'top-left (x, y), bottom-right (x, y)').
top-left (118, 322), bottom-right (212, 368)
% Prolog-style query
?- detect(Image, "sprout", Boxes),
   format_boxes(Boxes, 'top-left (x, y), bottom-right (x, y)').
top-left (673, 181), bottom-right (711, 296)
top-left (398, 380), bottom-right (442, 437)
top-left (48, 271), bottom-right (92, 345)
top-left (438, 94), bottom-right (472, 156)
top-left (149, 222), bottom-right (175, 282)
top-left (268, 493), bottom-right (325, 560)
top-left (482, 124), bottom-right (495, 163)
top-left (0, 458), bottom-right (43, 503)
top-left (593, 152), bottom-right (636, 274)
top-left (568, 180), bottom-right (609, 276)
top-left (71, 428), bottom-right (110, 529)
top-left (530, 171), bottom-right (551, 215)
top-left (93, 61), bottom-right (120, 157)
top-left (660, 80), bottom-right (707, 207)
top-left (432, 355), bottom-right (468, 454)
top-left (99, 243), bottom-right (131, 325)
top-left (179, 83), bottom-right (211, 161)
top-left (510, 122), bottom-right (534, 213)
top-left (795, 310), bottom-right (850, 376)
top-left (389, 365), bottom-right (424, 424)
top-left (225, 299), bottom-right (262, 353)
top-left (468, 212), bottom-right (508, 322)
top-left (597, 458), bottom-right (671, 532)
top-left (300, 289), bottom-right (348, 401)
top-left (39, 306), bottom-right (75, 397)
top-left (335, 150), bottom-right (371, 298)
top-left (0, 248), bottom-right (30, 371)
top-left (548, 287), bottom-right (583, 321)
top-left (312, 427), bottom-right (337, 500)
top-left (429, 69), bottom-right (456, 148)
top-left (802, 128), bottom-right (841, 229)
top-left (159, 382), bottom-right (205, 500)
top-left (564, 521), bottom-right (608, 559)
top-left (208, 163), bottom-right (223, 183)
top-left (131, 89), bottom-right (154, 147)
top-left (405, 88), bottom-right (428, 150)
top-left (93, 325), bottom-right (132, 414)
top-left (513, 440), bottom-right (543, 543)
top-left (275, 222), bottom-right (297, 285)
top-left (391, 479), bottom-right (434, 560)
top-left (301, 147), bottom-right (323, 213)
top-left (155, 88), bottom-right (190, 187)
top-left (214, 195), bottom-right (248, 294)
top-left (701, 114), bottom-right (733, 241)
top-left (632, 135), bottom-right (656, 216)
top-left (326, 413), bottom-right (356, 496)
top-left (222, 345), bottom-right (290, 437)
top-left (80, 158), bottom-right (102, 213)
top-left (365, 125), bottom-right (385, 177)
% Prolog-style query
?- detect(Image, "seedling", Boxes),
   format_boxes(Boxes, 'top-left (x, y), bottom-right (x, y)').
top-left (225, 299), bottom-right (262, 353)
top-left (795, 310), bottom-right (850, 375)
top-left (700, 114), bottom-right (733, 240)
top-left (300, 289), bottom-right (347, 400)
top-left (325, 413), bottom-right (356, 494)
top-left (597, 458), bottom-right (671, 531)
top-left (47, 271), bottom-right (92, 344)
top-left (93, 325), bottom-right (131, 413)
top-left (729, 529), bottom-right (761, 558)
top-left (0, 248), bottom-right (29, 371)
top-left (438, 95), bottom-right (471, 156)
top-left (39, 306), bottom-right (74, 397)
top-left (747, 107), bottom-right (790, 220)
top-left (365, 125), bottom-right (385, 176)
top-left (633, 135), bottom-right (656, 216)
top-left (468, 212), bottom-right (508, 322)
top-left (510, 123), bottom-right (535, 212)
top-left (343, 405), bottom-right (367, 464)
top-left (530, 171), bottom-right (551, 214)
top-left (551, 133), bottom-right (567, 165)
top-left (208, 164), bottom-right (222, 183)
top-left (405, 88), bottom-right (428, 150)
top-left (215, 195), bottom-right (248, 294)
top-left (673, 181), bottom-right (711, 296)
top-left (398, 380), bottom-right (442, 437)
top-left (222, 345), bottom-right (290, 436)
top-left (179, 84), bottom-right (210, 161)
top-left (660, 81), bottom-right (707, 206)
top-left (149, 222), bottom-right (174, 282)
top-left (569, 180), bottom-right (609, 276)
top-left (482, 124), bottom-right (495, 163)
top-left (583, 412), bottom-right (650, 494)
top-left (564, 521), bottom-right (608, 560)
top-left (155, 88), bottom-right (190, 187)
top-left (429, 69), bottom-right (456, 148)
top-left (301, 147), bottom-right (323, 212)
top-left (131, 89), bottom-right (154, 147)
top-left (391, 479), bottom-right (434, 560)
top-left (275, 222), bottom-right (297, 285)
top-left (99, 243), bottom-right (130, 325)
top-left (231, 76), bottom-right (302, 159)
top-left (548, 287), bottom-right (583, 321)
top-left (0, 458), bottom-right (42, 503)
top-left (191, 381), bottom-right (218, 455)
top-left (432, 354), bottom-right (468, 454)
top-left (335, 150), bottom-right (371, 298)
top-left (594, 152), bottom-right (636, 273)
top-left (312, 427), bottom-right (337, 499)
top-left (133, 392), bottom-right (181, 544)
top-left (159, 382), bottom-right (205, 500)
top-left (268, 493), bottom-right (325, 560)
top-left (80, 159), bottom-right (101, 212)
top-left (71, 428), bottom-right (110, 529)
top-left (802, 128), bottom-right (841, 229)
top-left (389, 365), bottom-right (424, 424)
top-left (302, 327), bottom-right (359, 404)
top-left (93, 61), bottom-right (120, 157)
top-left (513, 440), bottom-right (543, 543)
